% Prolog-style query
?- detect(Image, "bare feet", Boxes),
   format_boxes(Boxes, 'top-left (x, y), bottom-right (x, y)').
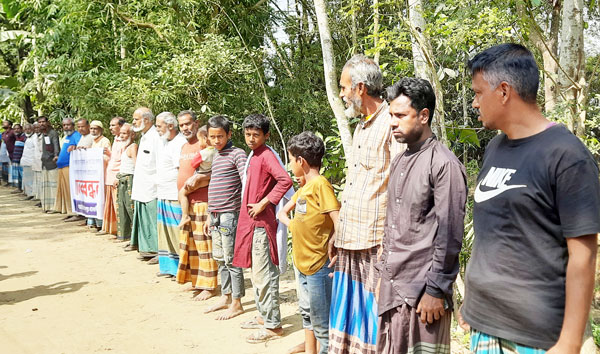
top-left (193, 289), bottom-right (216, 301)
top-left (204, 295), bottom-right (231, 313)
top-left (178, 215), bottom-right (191, 230)
top-left (286, 342), bottom-right (306, 354)
top-left (215, 299), bottom-right (244, 320)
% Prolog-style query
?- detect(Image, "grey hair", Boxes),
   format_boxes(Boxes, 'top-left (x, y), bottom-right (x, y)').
top-left (342, 54), bottom-right (383, 97)
top-left (134, 107), bottom-right (155, 122)
top-left (24, 123), bottom-right (33, 129)
top-left (156, 111), bottom-right (178, 129)
top-left (62, 117), bottom-right (74, 124)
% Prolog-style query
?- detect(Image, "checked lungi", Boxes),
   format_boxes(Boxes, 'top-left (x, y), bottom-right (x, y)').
top-left (22, 166), bottom-right (34, 196)
top-left (101, 185), bottom-right (118, 235)
top-left (116, 173), bottom-right (134, 240)
top-left (131, 199), bottom-right (158, 254)
top-left (378, 305), bottom-right (451, 354)
top-left (40, 168), bottom-right (58, 211)
top-left (176, 202), bottom-right (218, 290)
top-left (470, 329), bottom-right (546, 354)
top-left (329, 247), bottom-right (379, 354)
top-left (33, 170), bottom-right (42, 199)
top-left (53, 167), bottom-right (72, 214)
top-left (9, 162), bottom-right (22, 189)
top-left (157, 199), bottom-right (182, 276)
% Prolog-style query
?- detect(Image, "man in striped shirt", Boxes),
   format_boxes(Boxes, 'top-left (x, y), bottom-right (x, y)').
top-left (202, 115), bottom-right (248, 320)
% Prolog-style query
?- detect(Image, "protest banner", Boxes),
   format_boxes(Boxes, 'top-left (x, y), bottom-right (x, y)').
top-left (69, 148), bottom-right (104, 218)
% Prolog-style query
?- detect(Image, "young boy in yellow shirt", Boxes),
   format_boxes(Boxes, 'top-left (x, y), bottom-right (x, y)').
top-left (277, 131), bottom-right (340, 354)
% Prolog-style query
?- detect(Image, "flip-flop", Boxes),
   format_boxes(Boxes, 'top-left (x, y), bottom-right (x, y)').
top-left (240, 317), bottom-right (262, 329)
top-left (246, 329), bottom-right (282, 344)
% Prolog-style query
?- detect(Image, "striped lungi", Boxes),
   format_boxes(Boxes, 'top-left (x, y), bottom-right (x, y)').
top-left (131, 199), bottom-right (158, 253)
top-left (101, 185), bottom-right (118, 235)
top-left (470, 329), bottom-right (546, 354)
top-left (22, 166), bottom-right (34, 196)
top-left (378, 305), bottom-right (451, 354)
top-left (116, 174), bottom-right (134, 240)
top-left (40, 168), bottom-right (58, 211)
top-left (157, 199), bottom-right (182, 276)
top-left (9, 162), bottom-right (22, 188)
top-left (53, 167), bottom-right (72, 214)
top-left (176, 202), bottom-right (218, 290)
top-left (329, 247), bottom-right (379, 354)
top-left (33, 170), bottom-right (42, 199)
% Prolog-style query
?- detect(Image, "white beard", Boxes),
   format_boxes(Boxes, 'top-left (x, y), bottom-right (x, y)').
top-left (132, 121), bottom-right (146, 133)
top-left (344, 97), bottom-right (362, 118)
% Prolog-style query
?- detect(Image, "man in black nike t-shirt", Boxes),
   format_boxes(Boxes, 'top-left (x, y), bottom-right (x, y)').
top-left (459, 43), bottom-right (600, 354)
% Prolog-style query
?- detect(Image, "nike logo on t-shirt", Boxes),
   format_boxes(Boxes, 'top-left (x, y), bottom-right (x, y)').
top-left (474, 167), bottom-right (527, 203)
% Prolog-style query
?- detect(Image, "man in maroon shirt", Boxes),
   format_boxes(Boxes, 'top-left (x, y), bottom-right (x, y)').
top-left (233, 114), bottom-right (293, 343)
top-left (1, 120), bottom-right (15, 186)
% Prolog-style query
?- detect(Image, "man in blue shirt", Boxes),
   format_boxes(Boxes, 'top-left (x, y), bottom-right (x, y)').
top-left (54, 118), bottom-right (82, 220)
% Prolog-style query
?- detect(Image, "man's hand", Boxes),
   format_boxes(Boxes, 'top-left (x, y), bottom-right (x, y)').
top-left (456, 305), bottom-right (470, 331)
top-left (416, 293), bottom-right (445, 324)
top-left (113, 180), bottom-right (119, 188)
top-left (53, 156), bottom-right (58, 162)
top-left (67, 145), bottom-right (76, 152)
top-left (327, 237), bottom-right (337, 278)
top-left (247, 199), bottom-right (269, 219)
top-left (103, 147), bottom-right (110, 156)
top-left (546, 341), bottom-right (581, 354)
top-left (203, 219), bottom-right (211, 237)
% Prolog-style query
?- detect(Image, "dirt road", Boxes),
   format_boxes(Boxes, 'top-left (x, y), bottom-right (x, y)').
top-left (0, 185), bottom-right (303, 354)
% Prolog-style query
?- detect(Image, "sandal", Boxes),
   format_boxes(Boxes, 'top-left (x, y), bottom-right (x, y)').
top-left (246, 329), bottom-right (282, 344)
top-left (240, 317), bottom-right (262, 329)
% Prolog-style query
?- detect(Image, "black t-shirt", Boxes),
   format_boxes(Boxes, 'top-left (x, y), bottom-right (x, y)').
top-left (461, 125), bottom-right (600, 349)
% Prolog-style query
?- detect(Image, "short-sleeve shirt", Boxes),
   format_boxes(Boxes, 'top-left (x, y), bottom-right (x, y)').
top-left (156, 134), bottom-right (186, 201)
top-left (461, 125), bottom-right (600, 350)
top-left (178, 139), bottom-right (208, 204)
top-left (56, 131), bottom-right (81, 168)
top-left (290, 175), bottom-right (340, 275)
top-left (207, 142), bottom-right (247, 213)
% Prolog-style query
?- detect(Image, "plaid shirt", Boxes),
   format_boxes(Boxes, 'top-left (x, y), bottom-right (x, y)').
top-left (335, 100), bottom-right (405, 250)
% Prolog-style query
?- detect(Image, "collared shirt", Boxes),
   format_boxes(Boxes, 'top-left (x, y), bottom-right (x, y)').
top-left (105, 138), bottom-right (127, 186)
top-left (131, 126), bottom-right (163, 202)
top-left (233, 144), bottom-right (293, 268)
top-left (156, 133), bottom-right (186, 201)
top-left (20, 133), bottom-right (36, 167)
top-left (335, 101), bottom-right (406, 250)
top-left (32, 133), bottom-right (43, 172)
top-left (56, 131), bottom-right (81, 168)
top-left (378, 136), bottom-right (467, 315)
top-left (41, 129), bottom-right (60, 170)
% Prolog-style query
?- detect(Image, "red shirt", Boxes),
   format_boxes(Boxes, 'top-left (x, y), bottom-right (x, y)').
top-left (178, 139), bottom-right (208, 203)
top-left (233, 144), bottom-right (293, 268)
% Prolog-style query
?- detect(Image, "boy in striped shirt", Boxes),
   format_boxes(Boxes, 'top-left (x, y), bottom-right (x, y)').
top-left (202, 115), bottom-right (248, 320)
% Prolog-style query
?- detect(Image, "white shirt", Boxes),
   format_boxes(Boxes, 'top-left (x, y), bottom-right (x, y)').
top-left (77, 134), bottom-right (93, 148)
top-left (32, 134), bottom-right (43, 172)
top-left (156, 133), bottom-right (186, 201)
top-left (131, 126), bottom-right (163, 203)
top-left (20, 134), bottom-right (36, 167)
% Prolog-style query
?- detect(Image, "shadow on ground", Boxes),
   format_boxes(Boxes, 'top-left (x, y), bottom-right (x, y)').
top-left (0, 281), bottom-right (88, 305)
top-left (0, 270), bottom-right (38, 281)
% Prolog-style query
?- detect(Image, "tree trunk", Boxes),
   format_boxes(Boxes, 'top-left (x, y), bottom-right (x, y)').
top-left (373, 0), bottom-right (380, 65)
top-left (406, 0), bottom-right (448, 145)
top-left (517, 0), bottom-right (561, 114)
top-left (351, 0), bottom-right (358, 54)
top-left (313, 0), bottom-right (353, 158)
top-left (558, 0), bottom-right (586, 137)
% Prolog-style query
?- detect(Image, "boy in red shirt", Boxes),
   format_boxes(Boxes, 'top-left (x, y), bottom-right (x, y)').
top-left (233, 114), bottom-right (293, 343)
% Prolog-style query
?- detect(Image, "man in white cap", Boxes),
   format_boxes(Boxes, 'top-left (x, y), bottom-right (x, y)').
top-left (85, 120), bottom-right (111, 231)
